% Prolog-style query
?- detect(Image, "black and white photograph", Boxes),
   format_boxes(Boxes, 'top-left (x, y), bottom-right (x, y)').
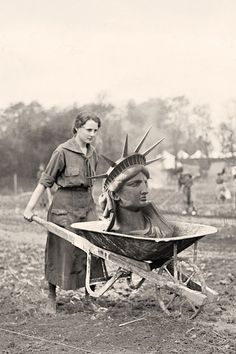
top-left (0, 1), bottom-right (235, 353)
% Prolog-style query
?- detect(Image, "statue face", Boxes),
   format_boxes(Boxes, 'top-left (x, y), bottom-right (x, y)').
top-left (115, 172), bottom-right (149, 211)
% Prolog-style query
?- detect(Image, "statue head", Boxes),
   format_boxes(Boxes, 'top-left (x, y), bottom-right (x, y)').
top-left (111, 170), bottom-right (149, 211)
top-left (90, 129), bottom-right (164, 230)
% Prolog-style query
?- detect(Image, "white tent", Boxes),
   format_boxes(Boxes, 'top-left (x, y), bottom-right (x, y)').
top-left (190, 150), bottom-right (206, 159)
top-left (161, 150), bottom-right (176, 169)
top-left (225, 152), bottom-right (235, 158)
top-left (177, 150), bottom-right (189, 159)
top-left (209, 151), bottom-right (225, 158)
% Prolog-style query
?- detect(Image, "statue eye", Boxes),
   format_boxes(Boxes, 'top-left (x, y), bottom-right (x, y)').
top-left (129, 181), bottom-right (141, 187)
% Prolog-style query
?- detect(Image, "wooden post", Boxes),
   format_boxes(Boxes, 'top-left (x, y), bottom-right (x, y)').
top-left (234, 181), bottom-right (236, 209)
top-left (193, 241), bottom-right (198, 264)
top-left (13, 173), bottom-right (17, 195)
top-left (173, 242), bottom-right (178, 280)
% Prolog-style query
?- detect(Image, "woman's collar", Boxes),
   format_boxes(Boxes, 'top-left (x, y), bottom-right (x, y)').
top-left (62, 137), bottom-right (95, 157)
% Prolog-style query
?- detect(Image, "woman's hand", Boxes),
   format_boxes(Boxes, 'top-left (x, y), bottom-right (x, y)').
top-left (23, 207), bottom-right (35, 222)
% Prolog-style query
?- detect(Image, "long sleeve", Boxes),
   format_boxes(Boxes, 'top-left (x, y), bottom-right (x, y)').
top-left (39, 150), bottom-right (65, 188)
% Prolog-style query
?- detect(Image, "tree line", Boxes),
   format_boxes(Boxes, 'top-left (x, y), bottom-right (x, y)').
top-left (0, 96), bottom-right (235, 179)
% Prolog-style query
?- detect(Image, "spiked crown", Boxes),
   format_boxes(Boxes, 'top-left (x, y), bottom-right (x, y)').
top-left (91, 128), bottom-right (164, 192)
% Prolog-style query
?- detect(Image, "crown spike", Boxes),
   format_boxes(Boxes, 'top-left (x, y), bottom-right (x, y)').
top-left (142, 137), bottom-right (165, 157)
top-left (145, 155), bottom-right (163, 166)
top-left (100, 154), bottom-right (117, 167)
top-left (134, 127), bottom-right (152, 152)
top-left (122, 135), bottom-right (129, 157)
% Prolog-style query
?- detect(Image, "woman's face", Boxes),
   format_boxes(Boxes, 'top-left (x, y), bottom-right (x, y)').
top-left (76, 120), bottom-right (99, 145)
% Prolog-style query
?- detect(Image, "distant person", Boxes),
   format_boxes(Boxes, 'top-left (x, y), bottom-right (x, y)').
top-left (24, 111), bottom-right (106, 313)
top-left (215, 169), bottom-right (225, 201)
top-left (231, 166), bottom-right (236, 180)
top-left (216, 167), bottom-right (225, 184)
top-left (231, 166), bottom-right (236, 209)
top-left (178, 172), bottom-right (198, 215)
top-left (215, 168), bottom-right (231, 202)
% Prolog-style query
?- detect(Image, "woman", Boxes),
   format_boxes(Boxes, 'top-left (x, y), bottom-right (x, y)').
top-left (24, 111), bottom-right (106, 313)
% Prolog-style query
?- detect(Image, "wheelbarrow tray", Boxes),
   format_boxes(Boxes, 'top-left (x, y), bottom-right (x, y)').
top-left (33, 216), bottom-right (218, 311)
top-left (71, 220), bottom-right (217, 263)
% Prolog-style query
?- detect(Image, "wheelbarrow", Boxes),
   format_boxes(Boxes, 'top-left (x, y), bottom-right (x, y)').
top-left (33, 216), bottom-right (218, 319)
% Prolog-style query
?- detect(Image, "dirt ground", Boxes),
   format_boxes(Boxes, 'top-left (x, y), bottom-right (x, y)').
top-left (0, 193), bottom-right (235, 353)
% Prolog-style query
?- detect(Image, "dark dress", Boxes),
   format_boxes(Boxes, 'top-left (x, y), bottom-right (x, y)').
top-left (39, 137), bottom-right (106, 290)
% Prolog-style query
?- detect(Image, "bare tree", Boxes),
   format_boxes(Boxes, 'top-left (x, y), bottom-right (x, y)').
top-left (162, 96), bottom-right (190, 166)
top-left (219, 119), bottom-right (236, 156)
top-left (192, 104), bottom-right (213, 158)
top-left (218, 100), bottom-right (236, 156)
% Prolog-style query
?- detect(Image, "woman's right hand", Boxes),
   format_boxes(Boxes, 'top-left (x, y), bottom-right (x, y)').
top-left (23, 207), bottom-right (34, 222)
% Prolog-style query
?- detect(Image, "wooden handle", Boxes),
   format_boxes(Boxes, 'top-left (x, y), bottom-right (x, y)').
top-left (32, 215), bottom-right (48, 227)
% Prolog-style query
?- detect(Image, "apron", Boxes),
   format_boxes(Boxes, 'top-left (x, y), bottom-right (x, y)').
top-left (45, 187), bottom-right (106, 290)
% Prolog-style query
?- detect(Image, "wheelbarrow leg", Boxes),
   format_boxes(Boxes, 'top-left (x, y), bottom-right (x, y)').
top-left (155, 284), bottom-right (171, 316)
top-left (85, 252), bottom-right (125, 297)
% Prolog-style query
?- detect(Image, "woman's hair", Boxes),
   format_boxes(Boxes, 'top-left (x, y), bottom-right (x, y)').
top-left (73, 111), bottom-right (101, 134)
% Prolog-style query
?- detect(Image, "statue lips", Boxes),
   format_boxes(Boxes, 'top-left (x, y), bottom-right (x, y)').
top-left (140, 193), bottom-right (148, 201)
top-left (140, 196), bottom-right (147, 202)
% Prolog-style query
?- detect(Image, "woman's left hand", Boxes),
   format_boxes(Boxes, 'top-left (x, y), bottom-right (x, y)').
top-left (23, 207), bottom-right (34, 222)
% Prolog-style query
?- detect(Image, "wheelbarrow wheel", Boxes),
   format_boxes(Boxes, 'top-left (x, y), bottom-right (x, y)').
top-left (155, 258), bottom-right (207, 319)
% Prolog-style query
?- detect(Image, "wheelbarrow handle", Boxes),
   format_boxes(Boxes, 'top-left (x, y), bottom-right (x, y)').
top-left (32, 215), bottom-right (48, 227)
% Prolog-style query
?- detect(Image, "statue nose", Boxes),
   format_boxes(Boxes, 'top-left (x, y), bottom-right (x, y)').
top-left (141, 182), bottom-right (148, 193)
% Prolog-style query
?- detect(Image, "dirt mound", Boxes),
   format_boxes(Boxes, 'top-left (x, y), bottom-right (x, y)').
top-left (0, 199), bottom-right (235, 353)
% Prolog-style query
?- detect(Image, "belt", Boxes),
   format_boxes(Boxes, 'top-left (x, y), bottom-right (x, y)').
top-left (59, 186), bottom-right (91, 191)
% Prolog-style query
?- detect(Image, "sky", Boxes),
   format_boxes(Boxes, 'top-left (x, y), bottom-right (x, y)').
top-left (1, 0), bottom-right (236, 123)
